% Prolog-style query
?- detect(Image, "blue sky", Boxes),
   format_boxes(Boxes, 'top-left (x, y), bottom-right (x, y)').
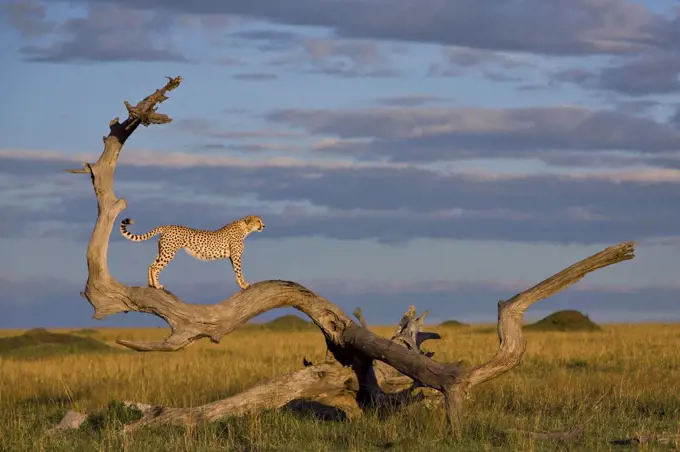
top-left (2, 0), bottom-right (680, 328)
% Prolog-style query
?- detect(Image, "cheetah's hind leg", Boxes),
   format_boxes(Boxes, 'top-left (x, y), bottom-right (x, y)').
top-left (148, 238), bottom-right (177, 290)
top-left (147, 265), bottom-right (164, 290)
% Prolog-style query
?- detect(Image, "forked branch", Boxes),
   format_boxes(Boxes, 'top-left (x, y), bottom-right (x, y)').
top-left (62, 76), bottom-right (636, 434)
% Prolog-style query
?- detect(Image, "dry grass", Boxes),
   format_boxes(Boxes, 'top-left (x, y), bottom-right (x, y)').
top-left (1, 323), bottom-right (679, 451)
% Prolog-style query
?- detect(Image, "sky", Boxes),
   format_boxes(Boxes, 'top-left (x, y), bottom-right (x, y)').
top-left (2, 0), bottom-right (680, 328)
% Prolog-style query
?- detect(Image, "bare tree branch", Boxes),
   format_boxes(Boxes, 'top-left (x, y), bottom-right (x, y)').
top-left (123, 362), bottom-right (357, 431)
top-left (60, 76), bottom-right (636, 435)
top-left (610, 433), bottom-right (680, 446)
top-left (48, 410), bottom-right (88, 433)
top-left (52, 306), bottom-right (432, 432)
top-left (352, 307), bottom-right (369, 329)
top-left (48, 363), bottom-right (356, 432)
top-left (442, 242), bottom-right (636, 426)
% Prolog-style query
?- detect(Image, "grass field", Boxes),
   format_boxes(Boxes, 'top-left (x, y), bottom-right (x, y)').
top-left (1, 321), bottom-right (679, 451)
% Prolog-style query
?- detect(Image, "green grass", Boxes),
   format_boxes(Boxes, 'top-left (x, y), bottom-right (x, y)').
top-left (1, 323), bottom-right (679, 451)
top-left (69, 328), bottom-right (100, 336)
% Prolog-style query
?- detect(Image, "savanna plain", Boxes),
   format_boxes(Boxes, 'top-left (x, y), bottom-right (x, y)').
top-left (1, 319), bottom-right (679, 451)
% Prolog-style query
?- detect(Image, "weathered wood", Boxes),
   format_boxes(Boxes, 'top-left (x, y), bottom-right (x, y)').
top-left (60, 76), bottom-right (636, 434)
top-left (49, 363), bottom-right (357, 432)
top-left (48, 410), bottom-right (88, 433)
top-left (52, 306), bottom-right (431, 431)
top-left (610, 433), bottom-right (680, 446)
top-left (123, 362), bottom-right (358, 431)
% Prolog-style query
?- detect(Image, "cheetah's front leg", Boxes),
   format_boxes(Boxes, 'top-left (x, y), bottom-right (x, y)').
top-left (230, 253), bottom-right (250, 290)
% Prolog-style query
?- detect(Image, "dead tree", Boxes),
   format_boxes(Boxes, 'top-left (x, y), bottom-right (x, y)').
top-left (57, 76), bottom-right (636, 434)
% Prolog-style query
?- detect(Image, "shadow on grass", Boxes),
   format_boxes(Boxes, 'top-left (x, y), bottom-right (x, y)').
top-left (283, 400), bottom-right (349, 422)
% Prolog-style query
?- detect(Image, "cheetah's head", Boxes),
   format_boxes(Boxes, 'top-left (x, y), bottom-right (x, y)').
top-left (243, 215), bottom-right (266, 233)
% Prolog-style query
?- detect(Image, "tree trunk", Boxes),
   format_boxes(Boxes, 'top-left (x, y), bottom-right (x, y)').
top-left (55, 76), bottom-right (636, 434)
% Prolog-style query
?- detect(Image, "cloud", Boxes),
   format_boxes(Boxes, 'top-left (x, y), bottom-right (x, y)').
top-left (199, 143), bottom-right (300, 153)
top-left (306, 65), bottom-right (399, 79)
top-left (3, 3), bottom-right (239, 63)
top-left (427, 46), bottom-right (532, 81)
top-left (670, 106), bottom-right (680, 128)
top-left (1, 1), bottom-right (55, 38)
top-left (214, 56), bottom-right (246, 66)
top-left (374, 95), bottom-right (452, 107)
top-left (176, 12), bottom-right (245, 31)
top-left (552, 51), bottom-right (680, 96)
top-left (134, 117), bottom-right (309, 153)
top-left (212, 130), bottom-right (305, 139)
top-left (0, 276), bottom-right (171, 328)
top-left (480, 71), bottom-right (522, 83)
top-left (266, 37), bottom-right (401, 78)
top-left (2, 149), bottom-right (680, 245)
top-left (265, 105), bottom-right (680, 163)
top-left (45, 0), bottom-right (670, 57)
top-left (301, 38), bottom-right (399, 77)
top-left (2, 274), bottom-right (678, 328)
top-left (231, 72), bottom-right (279, 80)
top-left (598, 53), bottom-right (680, 96)
top-left (612, 99), bottom-right (664, 116)
top-left (172, 118), bottom-right (306, 142)
top-left (13, 0), bottom-right (676, 78)
top-left (228, 29), bottom-right (304, 52)
top-left (0, 148), bottom-right (406, 171)
top-left (439, 46), bottom-right (530, 70)
top-left (327, 283), bottom-right (680, 325)
top-left (16, 4), bottom-right (189, 63)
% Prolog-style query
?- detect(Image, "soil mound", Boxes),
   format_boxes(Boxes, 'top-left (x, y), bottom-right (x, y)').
top-left (524, 310), bottom-right (601, 332)
top-left (262, 315), bottom-right (316, 332)
top-left (0, 328), bottom-right (113, 359)
top-left (439, 320), bottom-right (468, 328)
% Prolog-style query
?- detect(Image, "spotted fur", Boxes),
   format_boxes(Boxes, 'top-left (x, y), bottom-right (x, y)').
top-left (119, 215), bottom-right (265, 290)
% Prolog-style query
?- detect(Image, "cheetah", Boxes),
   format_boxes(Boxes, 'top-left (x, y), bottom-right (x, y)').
top-left (119, 215), bottom-right (265, 291)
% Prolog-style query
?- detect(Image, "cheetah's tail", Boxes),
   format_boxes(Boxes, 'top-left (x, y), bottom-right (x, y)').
top-left (119, 218), bottom-right (163, 242)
